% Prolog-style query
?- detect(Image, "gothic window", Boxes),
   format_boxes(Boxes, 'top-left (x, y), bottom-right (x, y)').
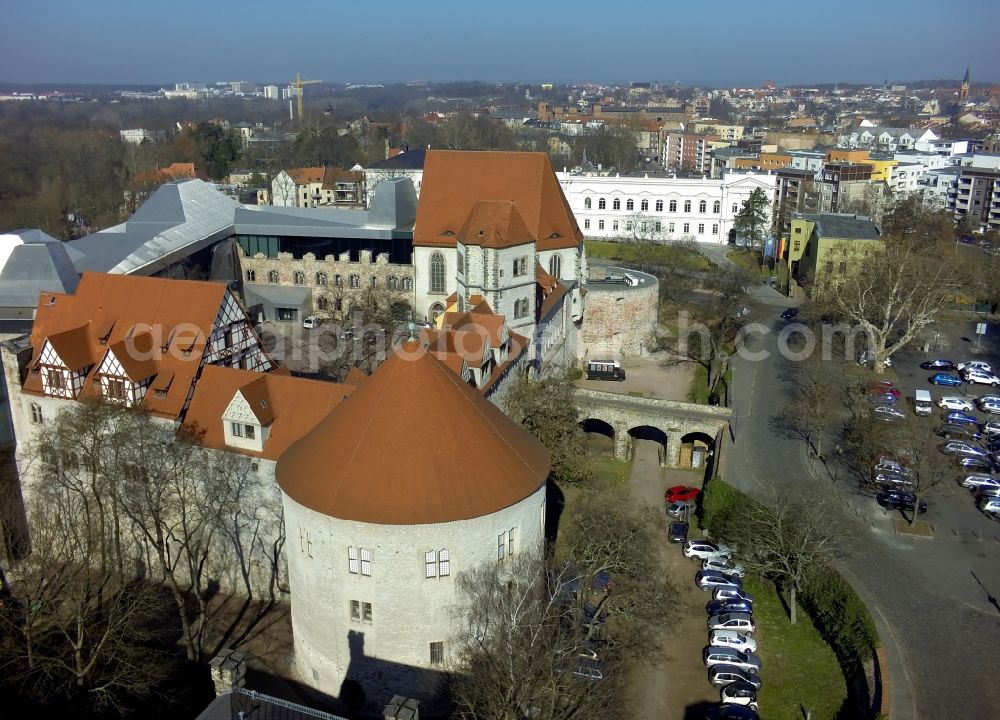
top-left (349, 274), bottom-right (360, 288)
top-left (584, 197), bottom-right (592, 209)
top-left (402, 277), bottom-right (413, 291)
top-left (30, 402), bottom-right (43, 424)
top-left (293, 271), bottom-right (305, 285)
top-left (371, 276), bottom-right (377, 288)
top-left (430, 252), bottom-right (446, 294)
top-left (317, 296), bottom-right (329, 311)
top-left (268, 270), bottom-right (279, 283)
top-left (316, 272), bottom-right (327, 286)
top-left (245, 269), bottom-right (256, 282)
top-left (335, 274), bottom-right (343, 287)
top-left (549, 255), bottom-right (562, 278)
top-left (388, 276), bottom-right (398, 290)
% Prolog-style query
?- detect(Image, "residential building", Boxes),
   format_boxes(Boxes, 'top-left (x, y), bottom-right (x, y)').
top-left (556, 171), bottom-right (778, 245)
top-left (119, 128), bottom-right (164, 144)
top-left (816, 162), bottom-right (884, 218)
top-left (663, 132), bottom-right (720, 173)
top-left (732, 152), bottom-right (792, 173)
top-left (270, 167), bottom-right (364, 209)
top-left (693, 123), bottom-right (745, 141)
top-left (786, 213), bottom-right (882, 290)
top-left (773, 168), bottom-right (820, 240)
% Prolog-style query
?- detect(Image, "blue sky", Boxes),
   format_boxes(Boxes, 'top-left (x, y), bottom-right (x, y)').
top-left (2, 0), bottom-right (998, 86)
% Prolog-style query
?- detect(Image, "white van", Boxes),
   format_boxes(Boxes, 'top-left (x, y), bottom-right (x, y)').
top-left (913, 389), bottom-right (933, 416)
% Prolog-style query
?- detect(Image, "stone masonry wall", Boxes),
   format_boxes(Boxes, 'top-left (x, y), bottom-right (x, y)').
top-left (578, 276), bottom-right (658, 360)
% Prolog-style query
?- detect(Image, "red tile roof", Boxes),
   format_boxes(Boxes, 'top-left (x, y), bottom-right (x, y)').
top-left (182, 366), bottom-right (353, 460)
top-left (288, 167), bottom-right (325, 185)
top-left (276, 343), bottom-right (549, 524)
top-left (24, 273), bottom-right (232, 419)
top-left (414, 150), bottom-right (582, 251)
top-left (458, 200), bottom-right (535, 249)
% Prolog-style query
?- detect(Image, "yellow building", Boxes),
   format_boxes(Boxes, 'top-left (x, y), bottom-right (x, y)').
top-left (866, 158), bottom-right (897, 184)
top-left (788, 213), bottom-right (882, 290)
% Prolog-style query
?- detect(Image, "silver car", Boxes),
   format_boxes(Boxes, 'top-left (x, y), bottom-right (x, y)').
top-left (666, 500), bottom-right (695, 518)
top-left (940, 441), bottom-right (988, 457)
top-left (703, 556), bottom-right (746, 577)
top-left (960, 474), bottom-right (1000, 491)
top-left (709, 628), bottom-right (757, 653)
top-left (708, 664), bottom-right (762, 690)
top-left (703, 645), bottom-right (762, 672)
top-left (707, 612), bottom-right (755, 633)
top-left (713, 584), bottom-right (754, 605)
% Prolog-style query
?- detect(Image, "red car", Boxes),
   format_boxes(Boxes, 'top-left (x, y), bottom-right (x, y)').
top-left (665, 485), bottom-right (700, 503)
top-left (864, 380), bottom-right (900, 399)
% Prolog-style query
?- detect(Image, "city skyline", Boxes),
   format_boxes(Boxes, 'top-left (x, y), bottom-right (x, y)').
top-left (2, 0), bottom-right (999, 86)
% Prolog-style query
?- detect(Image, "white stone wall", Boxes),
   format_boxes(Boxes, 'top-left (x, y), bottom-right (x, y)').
top-left (282, 483), bottom-right (547, 701)
top-left (556, 172), bottom-right (777, 244)
top-left (413, 245), bottom-right (455, 320)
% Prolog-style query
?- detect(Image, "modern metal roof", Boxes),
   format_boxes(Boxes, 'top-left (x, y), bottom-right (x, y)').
top-left (0, 230), bottom-right (81, 312)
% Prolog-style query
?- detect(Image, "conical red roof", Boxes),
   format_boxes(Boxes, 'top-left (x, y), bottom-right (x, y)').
top-left (276, 343), bottom-right (550, 524)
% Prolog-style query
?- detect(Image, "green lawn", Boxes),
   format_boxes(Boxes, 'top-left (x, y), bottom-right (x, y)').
top-left (725, 248), bottom-right (767, 276)
top-left (589, 456), bottom-right (632, 485)
top-left (743, 576), bottom-right (847, 720)
top-left (585, 239), bottom-right (714, 272)
top-left (687, 364), bottom-right (729, 405)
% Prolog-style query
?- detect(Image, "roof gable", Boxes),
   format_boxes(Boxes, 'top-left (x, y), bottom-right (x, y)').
top-left (457, 200), bottom-right (535, 249)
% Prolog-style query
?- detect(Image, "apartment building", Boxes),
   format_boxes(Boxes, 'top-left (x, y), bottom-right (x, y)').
top-left (662, 132), bottom-right (720, 173)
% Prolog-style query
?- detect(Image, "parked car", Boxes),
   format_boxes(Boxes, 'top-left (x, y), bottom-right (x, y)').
top-left (945, 410), bottom-right (981, 426)
top-left (707, 613), bottom-right (755, 633)
top-left (963, 369), bottom-right (1000, 387)
top-left (874, 452), bottom-right (910, 476)
top-left (938, 395), bottom-right (975, 412)
top-left (697, 570), bottom-right (742, 592)
top-left (705, 705), bottom-right (760, 720)
top-left (935, 423), bottom-right (982, 441)
top-left (976, 396), bottom-right (1000, 415)
top-left (983, 420), bottom-right (1000, 436)
top-left (302, 314), bottom-right (319, 329)
top-left (665, 485), bottom-right (700, 503)
top-left (864, 380), bottom-right (900, 398)
top-left (871, 392), bottom-right (900, 406)
top-left (780, 307), bottom-right (799, 319)
top-left (977, 496), bottom-right (1000, 518)
top-left (702, 556), bottom-right (746, 577)
top-left (720, 680), bottom-right (760, 708)
top-left (940, 440), bottom-right (988, 457)
top-left (713, 585), bottom-right (754, 605)
top-left (873, 405), bottom-right (906, 422)
top-left (707, 664), bottom-right (762, 690)
top-left (872, 469), bottom-right (913, 489)
top-left (958, 360), bottom-right (993, 375)
top-left (571, 657), bottom-right (604, 681)
top-left (960, 474), bottom-right (1000, 492)
top-left (876, 491), bottom-right (927, 513)
top-left (703, 646), bottom-right (762, 672)
top-left (973, 485), bottom-right (1000, 501)
top-left (709, 629), bottom-right (757, 653)
top-left (667, 500), bottom-right (696, 518)
top-left (957, 456), bottom-right (999, 473)
top-left (684, 539), bottom-right (732, 560)
top-left (707, 599), bottom-right (753, 616)
top-left (668, 521), bottom-right (689, 544)
top-left (921, 359), bottom-right (956, 371)
top-left (930, 373), bottom-right (964, 387)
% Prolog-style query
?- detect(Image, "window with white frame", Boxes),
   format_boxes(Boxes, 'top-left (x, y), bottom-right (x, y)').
top-left (712, 224), bottom-right (719, 234)
top-left (698, 223), bottom-right (705, 234)
top-left (669, 200), bottom-right (677, 212)
top-left (713, 201), bottom-right (721, 213)
top-left (626, 199), bottom-right (634, 211)
top-left (598, 198), bottom-right (606, 209)
top-left (655, 221), bottom-right (662, 232)
top-left (360, 547), bottom-right (371, 576)
top-left (699, 200), bottom-right (707, 213)
top-left (598, 220), bottom-right (604, 230)
top-left (612, 198), bottom-right (620, 210)
top-left (425, 548), bottom-right (451, 578)
top-left (584, 219), bottom-right (590, 229)
top-left (655, 199), bottom-right (663, 212)
top-left (231, 422), bottom-right (243, 437)
top-left (347, 546), bottom-right (372, 576)
top-left (349, 600), bottom-right (372, 623)
top-left (684, 200), bottom-right (691, 212)
top-left (641, 199), bottom-right (649, 211)
top-left (683, 223), bottom-right (690, 233)
top-left (348, 545), bottom-right (358, 573)
top-left (732, 203), bottom-right (738, 213)
top-left (584, 197), bottom-right (592, 209)
top-left (668, 222), bottom-right (675, 233)
top-left (612, 220), bottom-right (619, 231)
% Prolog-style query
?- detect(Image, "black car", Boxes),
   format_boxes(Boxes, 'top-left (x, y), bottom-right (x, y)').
top-left (780, 307), bottom-right (799, 319)
top-left (876, 491), bottom-right (928, 514)
top-left (668, 521), bottom-right (689, 544)
top-left (935, 423), bottom-right (982, 441)
top-left (920, 359), bottom-right (956, 371)
top-left (707, 598), bottom-right (753, 616)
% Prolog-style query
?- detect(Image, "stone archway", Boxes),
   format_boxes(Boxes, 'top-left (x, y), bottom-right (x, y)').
top-left (680, 430), bottom-right (716, 477)
top-left (580, 418), bottom-right (615, 457)
top-left (629, 425), bottom-right (669, 467)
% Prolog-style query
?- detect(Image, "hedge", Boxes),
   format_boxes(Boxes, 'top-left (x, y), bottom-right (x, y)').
top-left (699, 478), bottom-right (878, 671)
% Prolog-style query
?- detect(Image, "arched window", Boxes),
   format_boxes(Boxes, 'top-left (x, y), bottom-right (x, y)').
top-left (30, 402), bottom-right (43, 424)
top-left (430, 303), bottom-right (445, 321)
top-left (713, 200), bottom-right (721, 214)
top-left (549, 255), bottom-right (562, 278)
top-left (655, 200), bottom-right (663, 212)
top-left (669, 200), bottom-right (677, 212)
top-left (584, 197), bottom-right (592, 209)
top-left (598, 198), bottom-right (606, 209)
top-left (612, 198), bottom-right (621, 210)
top-left (626, 199), bottom-right (634, 211)
top-left (699, 200), bottom-right (707, 213)
top-left (316, 272), bottom-right (327, 286)
top-left (317, 296), bottom-right (329, 311)
top-left (684, 200), bottom-right (691, 213)
top-left (293, 271), bottom-right (305, 285)
top-left (371, 276), bottom-right (378, 288)
top-left (268, 270), bottom-right (279, 283)
top-left (245, 269), bottom-right (256, 282)
top-left (349, 274), bottom-right (360, 288)
top-left (402, 277), bottom-right (413, 290)
top-left (641, 199), bottom-right (648, 211)
top-left (335, 274), bottom-right (342, 287)
top-left (388, 276), bottom-right (398, 290)
top-left (430, 251), bottom-right (446, 294)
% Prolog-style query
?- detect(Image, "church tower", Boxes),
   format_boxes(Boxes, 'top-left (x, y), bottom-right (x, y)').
top-left (959, 67), bottom-right (970, 106)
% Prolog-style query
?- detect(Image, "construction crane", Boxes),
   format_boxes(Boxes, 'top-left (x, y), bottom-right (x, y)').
top-left (290, 73), bottom-right (321, 125)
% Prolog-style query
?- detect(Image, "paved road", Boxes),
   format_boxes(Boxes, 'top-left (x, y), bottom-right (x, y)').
top-left (725, 306), bottom-right (1000, 720)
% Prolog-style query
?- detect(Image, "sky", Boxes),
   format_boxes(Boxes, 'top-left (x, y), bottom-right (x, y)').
top-left (2, 0), bottom-right (999, 87)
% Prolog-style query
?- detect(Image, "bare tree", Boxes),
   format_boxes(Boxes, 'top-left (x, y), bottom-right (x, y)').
top-left (731, 488), bottom-right (844, 624)
top-left (614, 211), bottom-right (667, 272)
top-left (810, 230), bottom-right (969, 373)
top-left (783, 358), bottom-right (840, 459)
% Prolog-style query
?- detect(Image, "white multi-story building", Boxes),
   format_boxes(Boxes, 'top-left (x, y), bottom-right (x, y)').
top-left (555, 171), bottom-right (778, 244)
top-left (889, 162), bottom-right (928, 194)
top-left (119, 128), bottom-right (163, 144)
